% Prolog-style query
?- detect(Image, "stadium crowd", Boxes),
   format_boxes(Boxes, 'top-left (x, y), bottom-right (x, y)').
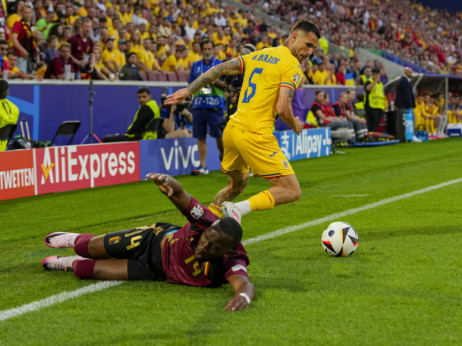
top-left (0, 0), bottom-right (460, 147)
top-left (249, 0), bottom-right (461, 76)
top-left (0, 0), bottom-right (459, 83)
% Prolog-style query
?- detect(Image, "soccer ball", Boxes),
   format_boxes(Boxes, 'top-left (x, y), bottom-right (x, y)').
top-left (321, 222), bottom-right (358, 257)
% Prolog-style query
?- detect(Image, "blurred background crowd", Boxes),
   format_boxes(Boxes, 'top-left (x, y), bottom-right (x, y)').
top-left (0, 0), bottom-right (460, 82)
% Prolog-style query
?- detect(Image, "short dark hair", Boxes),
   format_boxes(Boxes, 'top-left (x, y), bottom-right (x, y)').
top-left (371, 67), bottom-right (380, 74)
top-left (137, 87), bottom-right (150, 95)
top-left (0, 39), bottom-right (8, 46)
top-left (214, 217), bottom-right (243, 249)
top-left (0, 80), bottom-right (9, 99)
top-left (315, 90), bottom-right (324, 97)
top-left (127, 52), bottom-right (137, 59)
top-left (291, 20), bottom-right (321, 39)
top-left (200, 39), bottom-right (213, 50)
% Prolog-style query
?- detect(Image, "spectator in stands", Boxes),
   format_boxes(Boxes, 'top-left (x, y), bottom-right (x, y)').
top-left (188, 39), bottom-right (226, 175)
top-left (138, 38), bottom-right (158, 72)
top-left (0, 80), bottom-right (19, 151)
top-left (310, 90), bottom-right (353, 136)
top-left (116, 39), bottom-right (128, 63)
top-left (49, 23), bottom-right (65, 44)
top-left (11, 4), bottom-right (36, 74)
top-left (336, 64), bottom-right (347, 85)
top-left (36, 10), bottom-right (55, 40)
top-left (185, 41), bottom-right (202, 69)
top-left (434, 93), bottom-right (448, 137)
top-left (7, 50), bottom-right (41, 80)
top-left (161, 47), bottom-right (182, 73)
top-left (332, 92), bottom-right (368, 141)
top-left (0, 40), bottom-right (10, 73)
top-left (90, 48), bottom-right (110, 81)
top-left (44, 35), bottom-right (59, 64)
top-left (6, 0), bottom-right (24, 32)
top-left (159, 17), bottom-right (172, 37)
top-left (44, 42), bottom-right (74, 80)
top-left (364, 67), bottom-right (385, 132)
top-left (448, 94), bottom-right (462, 124)
top-left (67, 17), bottom-right (95, 79)
top-left (102, 37), bottom-right (122, 75)
top-left (119, 52), bottom-right (142, 81)
top-left (311, 48), bottom-right (324, 65)
top-left (360, 67), bottom-right (372, 86)
top-left (313, 60), bottom-right (336, 85)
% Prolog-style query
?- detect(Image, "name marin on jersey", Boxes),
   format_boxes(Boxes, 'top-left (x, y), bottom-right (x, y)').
top-left (250, 53), bottom-right (280, 65)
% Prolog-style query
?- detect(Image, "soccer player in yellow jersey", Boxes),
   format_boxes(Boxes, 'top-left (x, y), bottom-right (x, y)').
top-left (165, 20), bottom-right (320, 223)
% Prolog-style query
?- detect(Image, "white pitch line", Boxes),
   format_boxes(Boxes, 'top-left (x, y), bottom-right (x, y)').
top-left (243, 177), bottom-right (462, 245)
top-left (0, 281), bottom-right (122, 322)
top-left (1, 176), bottom-right (461, 322)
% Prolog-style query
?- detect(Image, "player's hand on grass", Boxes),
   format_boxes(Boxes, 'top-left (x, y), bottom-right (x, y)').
top-left (224, 293), bottom-right (251, 311)
top-left (164, 88), bottom-right (191, 105)
top-left (146, 173), bottom-right (174, 197)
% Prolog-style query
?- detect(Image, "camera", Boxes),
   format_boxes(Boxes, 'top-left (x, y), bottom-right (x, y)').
top-left (161, 93), bottom-right (191, 112)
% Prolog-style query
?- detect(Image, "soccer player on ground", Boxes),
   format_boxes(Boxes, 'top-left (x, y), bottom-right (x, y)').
top-left (165, 20), bottom-right (320, 223)
top-left (42, 173), bottom-right (253, 311)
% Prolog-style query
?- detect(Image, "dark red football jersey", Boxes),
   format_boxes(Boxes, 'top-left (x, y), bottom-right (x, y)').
top-left (162, 197), bottom-right (249, 287)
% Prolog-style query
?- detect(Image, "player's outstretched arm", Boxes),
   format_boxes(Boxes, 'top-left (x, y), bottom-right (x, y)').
top-left (164, 58), bottom-right (242, 105)
top-left (225, 274), bottom-right (254, 311)
top-left (276, 86), bottom-right (304, 135)
top-left (146, 173), bottom-right (191, 211)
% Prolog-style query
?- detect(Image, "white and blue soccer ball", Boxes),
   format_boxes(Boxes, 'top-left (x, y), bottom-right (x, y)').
top-left (321, 222), bottom-right (358, 257)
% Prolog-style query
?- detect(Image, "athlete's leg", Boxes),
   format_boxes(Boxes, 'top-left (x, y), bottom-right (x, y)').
top-left (70, 258), bottom-right (128, 280)
top-left (87, 236), bottom-right (111, 259)
top-left (227, 174), bottom-right (301, 220)
top-left (215, 136), bottom-right (224, 161)
top-left (266, 174), bottom-right (302, 205)
top-left (213, 171), bottom-right (249, 206)
top-left (93, 259), bottom-right (129, 280)
top-left (198, 137), bottom-right (207, 169)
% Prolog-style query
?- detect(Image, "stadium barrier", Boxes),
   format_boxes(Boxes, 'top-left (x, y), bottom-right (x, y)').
top-left (0, 128), bottom-right (331, 201)
top-left (5, 81), bottom-right (357, 144)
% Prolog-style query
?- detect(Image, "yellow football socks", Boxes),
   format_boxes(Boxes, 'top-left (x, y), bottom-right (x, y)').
top-left (248, 190), bottom-right (276, 211)
top-left (208, 203), bottom-right (223, 217)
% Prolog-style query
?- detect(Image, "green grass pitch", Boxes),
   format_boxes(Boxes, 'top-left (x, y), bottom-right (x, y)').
top-left (1, 138), bottom-right (462, 345)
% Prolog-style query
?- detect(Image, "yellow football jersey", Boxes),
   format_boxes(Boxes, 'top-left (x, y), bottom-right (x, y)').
top-left (229, 46), bottom-right (303, 134)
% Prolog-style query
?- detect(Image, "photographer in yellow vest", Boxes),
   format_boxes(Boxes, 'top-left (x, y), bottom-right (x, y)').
top-left (364, 67), bottom-right (385, 132)
top-left (0, 80), bottom-right (20, 151)
top-left (126, 87), bottom-right (162, 140)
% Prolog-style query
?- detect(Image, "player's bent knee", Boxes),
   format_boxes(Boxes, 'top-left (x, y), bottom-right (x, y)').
top-left (287, 185), bottom-right (302, 202)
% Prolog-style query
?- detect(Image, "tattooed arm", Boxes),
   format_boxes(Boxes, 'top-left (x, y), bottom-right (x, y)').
top-left (164, 58), bottom-right (241, 105)
top-left (275, 86), bottom-right (304, 135)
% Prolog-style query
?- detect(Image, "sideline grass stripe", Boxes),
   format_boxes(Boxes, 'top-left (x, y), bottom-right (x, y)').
top-left (1, 177), bottom-right (461, 322)
top-left (0, 281), bottom-right (122, 322)
top-left (243, 177), bottom-right (462, 245)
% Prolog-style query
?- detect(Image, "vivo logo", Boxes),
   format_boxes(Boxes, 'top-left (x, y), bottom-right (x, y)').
top-left (160, 140), bottom-right (200, 170)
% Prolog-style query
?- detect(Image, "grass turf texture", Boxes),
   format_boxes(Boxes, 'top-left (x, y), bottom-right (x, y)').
top-left (1, 138), bottom-right (462, 345)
